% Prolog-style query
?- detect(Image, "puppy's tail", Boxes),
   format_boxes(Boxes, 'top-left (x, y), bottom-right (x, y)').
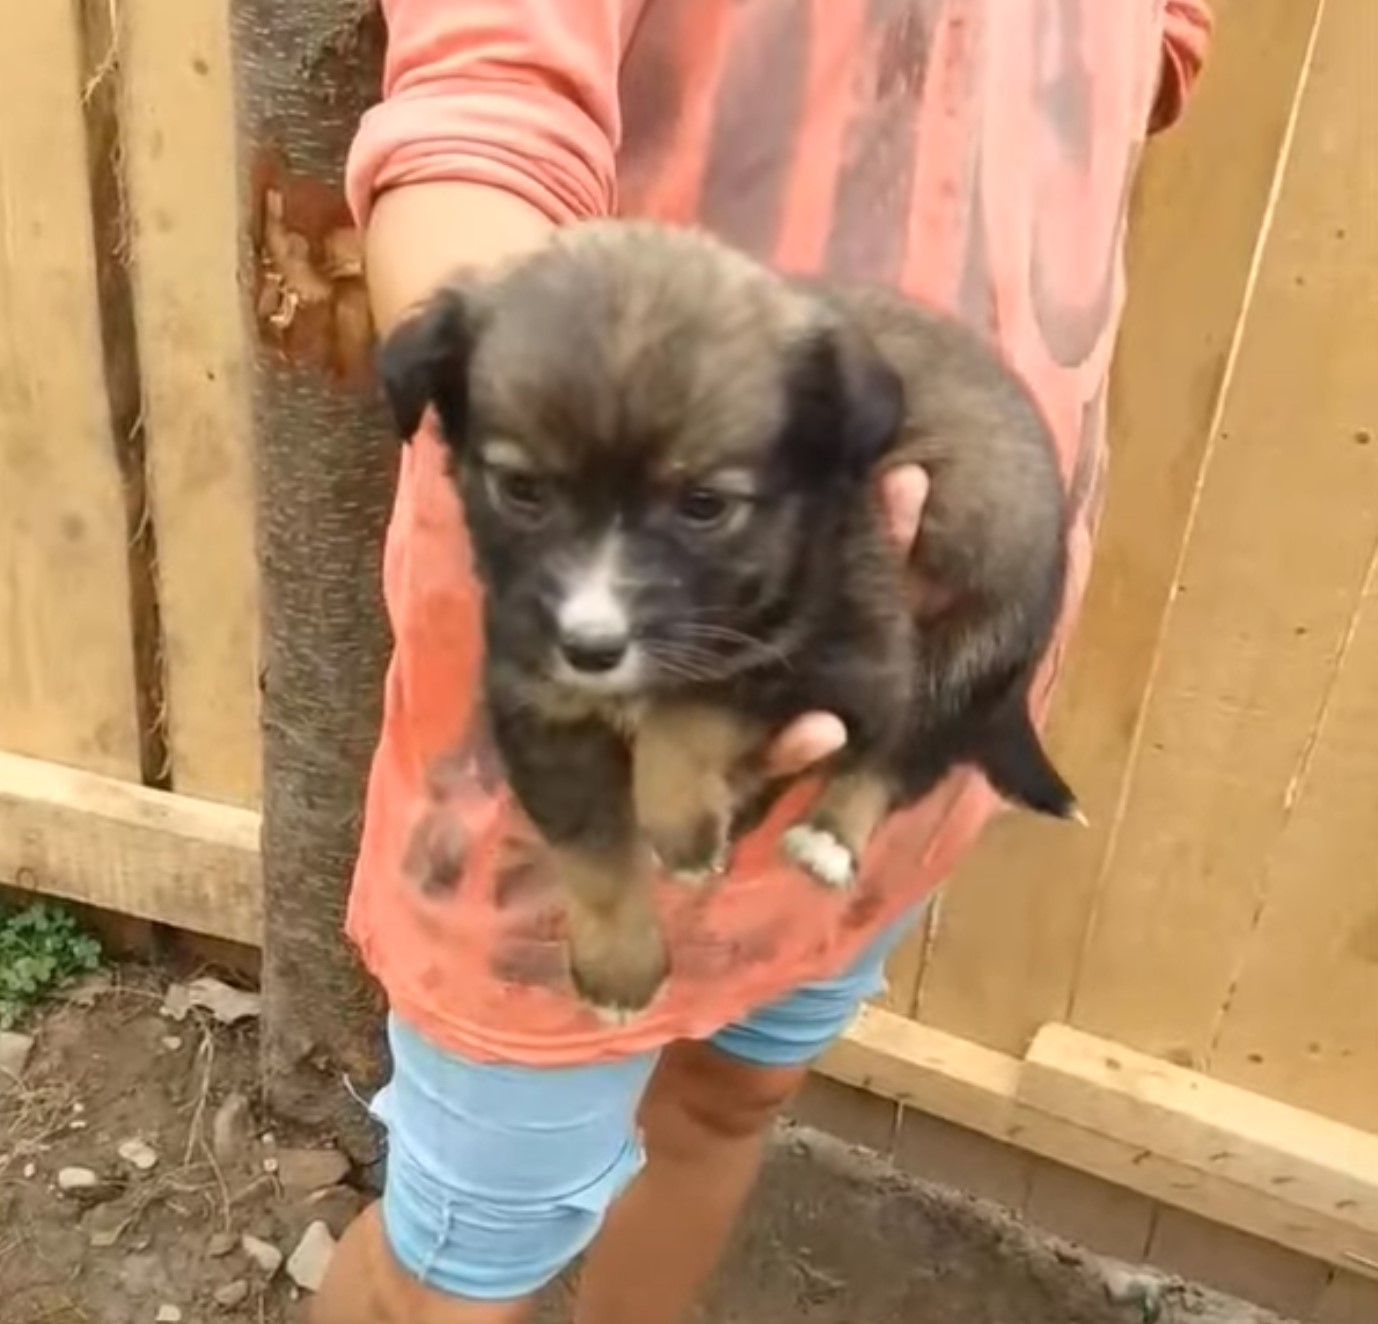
top-left (972, 694), bottom-right (1083, 824)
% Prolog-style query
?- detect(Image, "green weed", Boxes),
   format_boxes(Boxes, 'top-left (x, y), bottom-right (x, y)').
top-left (0, 901), bottom-right (103, 1029)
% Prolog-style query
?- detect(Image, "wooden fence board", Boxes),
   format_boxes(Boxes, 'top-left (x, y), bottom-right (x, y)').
top-left (1069, 0), bottom-right (1378, 1072)
top-left (123, 0), bottom-right (261, 805)
top-left (1208, 587), bottom-right (1378, 1132)
top-left (909, 0), bottom-right (1327, 1055)
top-left (0, 750), bottom-right (261, 945)
top-left (819, 1008), bottom-right (1378, 1277)
top-left (0, 6), bottom-right (142, 779)
top-left (1201, 0), bottom-right (1378, 1136)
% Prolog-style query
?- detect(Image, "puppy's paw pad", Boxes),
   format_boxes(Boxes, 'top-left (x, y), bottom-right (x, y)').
top-left (783, 824), bottom-right (857, 890)
top-left (648, 818), bottom-right (730, 885)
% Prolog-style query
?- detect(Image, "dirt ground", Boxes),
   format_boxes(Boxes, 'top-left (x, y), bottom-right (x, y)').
top-left (0, 968), bottom-right (1291, 1324)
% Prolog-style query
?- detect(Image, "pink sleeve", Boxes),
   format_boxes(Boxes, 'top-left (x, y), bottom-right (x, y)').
top-left (1151, 0), bottom-right (1215, 133)
top-left (345, 0), bottom-right (626, 229)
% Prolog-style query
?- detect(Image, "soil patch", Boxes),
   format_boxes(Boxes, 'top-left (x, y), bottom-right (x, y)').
top-left (0, 968), bottom-right (1291, 1323)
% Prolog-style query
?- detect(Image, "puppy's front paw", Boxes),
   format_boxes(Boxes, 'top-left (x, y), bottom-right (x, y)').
top-left (647, 813), bottom-right (730, 886)
top-left (782, 823), bottom-right (858, 891)
top-left (568, 918), bottom-right (670, 1021)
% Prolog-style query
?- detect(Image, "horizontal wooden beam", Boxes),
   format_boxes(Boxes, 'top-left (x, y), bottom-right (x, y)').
top-left (1023, 1024), bottom-right (1378, 1241)
top-left (821, 1007), bottom-right (1378, 1280)
top-left (6, 759), bottom-right (1374, 1280)
top-left (0, 750), bottom-right (261, 945)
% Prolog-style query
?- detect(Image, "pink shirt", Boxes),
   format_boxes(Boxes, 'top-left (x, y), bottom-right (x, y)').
top-left (344, 0), bottom-right (1213, 1065)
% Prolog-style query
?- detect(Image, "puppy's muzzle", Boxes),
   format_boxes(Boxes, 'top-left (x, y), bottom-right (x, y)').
top-left (558, 621), bottom-right (631, 675)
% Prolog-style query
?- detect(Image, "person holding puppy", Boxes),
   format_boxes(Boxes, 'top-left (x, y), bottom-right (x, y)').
top-left (316, 3), bottom-right (1214, 1323)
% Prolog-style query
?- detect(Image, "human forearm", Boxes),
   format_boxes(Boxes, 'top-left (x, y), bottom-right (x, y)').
top-left (365, 181), bottom-right (554, 335)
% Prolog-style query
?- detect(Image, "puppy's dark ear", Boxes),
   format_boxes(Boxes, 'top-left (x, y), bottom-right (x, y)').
top-left (784, 327), bottom-right (905, 481)
top-left (376, 286), bottom-right (475, 445)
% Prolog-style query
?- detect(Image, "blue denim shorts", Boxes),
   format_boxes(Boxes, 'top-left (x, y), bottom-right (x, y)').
top-left (368, 906), bottom-right (922, 1302)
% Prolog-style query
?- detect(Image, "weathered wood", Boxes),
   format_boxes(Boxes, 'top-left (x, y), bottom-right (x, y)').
top-left (1198, 0), bottom-right (1378, 1134)
top-left (1148, 1209), bottom-right (1330, 1321)
top-left (123, 0), bottom-right (261, 806)
top-left (818, 1008), bottom-right (1378, 1277)
top-left (0, 3), bottom-right (143, 779)
top-left (1069, 0), bottom-right (1377, 1075)
top-left (912, 0), bottom-right (1329, 1056)
top-left (229, 0), bottom-right (392, 1151)
top-left (0, 751), bottom-right (261, 945)
top-left (1023, 1024), bottom-right (1378, 1239)
top-left (1316, 1270), bottom-right (1378, 1324)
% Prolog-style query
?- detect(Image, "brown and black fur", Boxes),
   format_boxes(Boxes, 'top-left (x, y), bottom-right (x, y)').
top-left (378, 220), bottom-right (1078, 1018)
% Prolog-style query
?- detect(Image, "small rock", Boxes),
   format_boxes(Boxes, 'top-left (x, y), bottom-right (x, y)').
top-left (159, 983), bottom-right (193, 1021)
top-left (22, 1162), bottom-right (36, 1179)
top-left (160, 1036), bottom-right (183, 1052)
top-left (287, 1221), bottom-right (336, 1293)
top-left (164, 976), bottom-right (260, 1025)
top-left (241, 1234), bottom-right (284, 1276)
top-left (207, 1230), bottom-right (238, 1258)
top-left (212, 1091), bottom-right (253, 1165)
top-left (1103, 1265), bottom-right (1168, 1313)
top-left (303, 1183), bottom-right (366, 1236)
top-left (58, 1166), bottom-right (100, 1191)
top-left (72, 1101), bottom-right (84, 1114)
top-left (262, 1156), bottom-right (279, 1175)
top-left (214, 1279), bottom-right (250, 1309)
top-left (69, 1119), bottom-right (88, 1131)
top-left (118, 1138), bottom-right (159, 1172)
top-left (87, 1194), bottom-right (137, 1247)
top-left (260, 1131), bottom-right (276, 1146)
top-left (155, 1307), bottom-right (183, 1324)
top-left (89, 1221), bottom-right (124, 1249)
top-left (276, 1146), bottom-right (350, 1194)
top-left (59, 1166), bottom-right (123, 1206)
top-left (0, 1030), bottom-right (34, 1084)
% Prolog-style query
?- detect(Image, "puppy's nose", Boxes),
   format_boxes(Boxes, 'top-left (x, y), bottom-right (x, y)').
top-left (558, 626), bottom-right (630, 674)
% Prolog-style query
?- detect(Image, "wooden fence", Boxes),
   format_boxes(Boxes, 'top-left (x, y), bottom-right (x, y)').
top-left (1, 0), bottom-right (1375, 1316)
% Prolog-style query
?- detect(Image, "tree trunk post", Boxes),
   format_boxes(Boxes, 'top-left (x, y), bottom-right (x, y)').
top-left (230, 0), bottom-right (392, 1157)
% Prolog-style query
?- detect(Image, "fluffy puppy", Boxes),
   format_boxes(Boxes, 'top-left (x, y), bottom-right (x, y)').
top-left (378, 220), bottom-right (1078, 1018)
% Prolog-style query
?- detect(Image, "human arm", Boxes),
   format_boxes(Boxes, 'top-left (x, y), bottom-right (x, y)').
top-left (1152, 0), bottom-right (1215, 133)
top-left (346, 0), bottom-right (626, 333)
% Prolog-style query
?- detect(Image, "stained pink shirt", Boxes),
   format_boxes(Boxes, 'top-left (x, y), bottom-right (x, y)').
top-left (344, 0), bottom-right (1213, 1065)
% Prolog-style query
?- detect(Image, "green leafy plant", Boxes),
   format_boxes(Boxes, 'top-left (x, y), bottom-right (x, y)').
top-left (0, 901), bottom-right (103, 1029)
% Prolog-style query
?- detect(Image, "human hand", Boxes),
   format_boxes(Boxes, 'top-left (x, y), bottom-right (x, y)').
top-left (764, 464), bottom-right (931, 778)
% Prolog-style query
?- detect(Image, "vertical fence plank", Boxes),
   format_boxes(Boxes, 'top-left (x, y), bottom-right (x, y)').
top-left (1200, 0), bottom-right (1378, 1132)
top-left (911, 0), bottom-right (1326, 1055)
top-left (1070, 0), bottom-right (1378, 1072)
top-left (123, 0), bottom-right (261, 806)
top-left (0, 7), bottom-right (142, 780)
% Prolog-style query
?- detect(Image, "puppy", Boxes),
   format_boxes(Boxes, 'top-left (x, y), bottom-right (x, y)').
top-left (378, 220), bottom-right (1078, 1018)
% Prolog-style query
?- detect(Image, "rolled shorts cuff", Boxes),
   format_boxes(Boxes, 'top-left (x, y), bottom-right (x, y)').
top-left (371, 1017), bottom-right (653, 1301)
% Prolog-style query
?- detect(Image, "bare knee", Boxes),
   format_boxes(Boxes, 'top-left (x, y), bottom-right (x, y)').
top-left (643, 1042), bottom-right (807, 1154)
top-left (312, 1203), bottom-right (528, 1324)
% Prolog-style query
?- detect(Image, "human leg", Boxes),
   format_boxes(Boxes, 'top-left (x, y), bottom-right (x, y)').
top-left (312, 1016), bottom-right (657, 1323)
top-left (573, 906), bottom-right (925, 1324)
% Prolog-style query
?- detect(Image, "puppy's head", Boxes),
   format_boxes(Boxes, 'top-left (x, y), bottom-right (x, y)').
top-left (378, 222), bottom-right (904, 697)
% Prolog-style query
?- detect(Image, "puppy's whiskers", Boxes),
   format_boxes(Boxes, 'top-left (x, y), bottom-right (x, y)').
top-left (671, 623), bottom-right (795, 672)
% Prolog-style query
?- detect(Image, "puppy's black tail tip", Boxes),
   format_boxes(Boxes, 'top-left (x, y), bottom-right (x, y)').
top-left (975, 701), bottom-right (1082, 825)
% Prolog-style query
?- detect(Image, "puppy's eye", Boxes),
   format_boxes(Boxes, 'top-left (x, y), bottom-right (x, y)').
top-left (488, 469), bottom-right (551, 522)
top-left (674, 487), bottom-right (742, 531)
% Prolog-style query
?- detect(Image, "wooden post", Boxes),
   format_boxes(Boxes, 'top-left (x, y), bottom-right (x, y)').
top-left (229, 1), bottom-right (393, 1153)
